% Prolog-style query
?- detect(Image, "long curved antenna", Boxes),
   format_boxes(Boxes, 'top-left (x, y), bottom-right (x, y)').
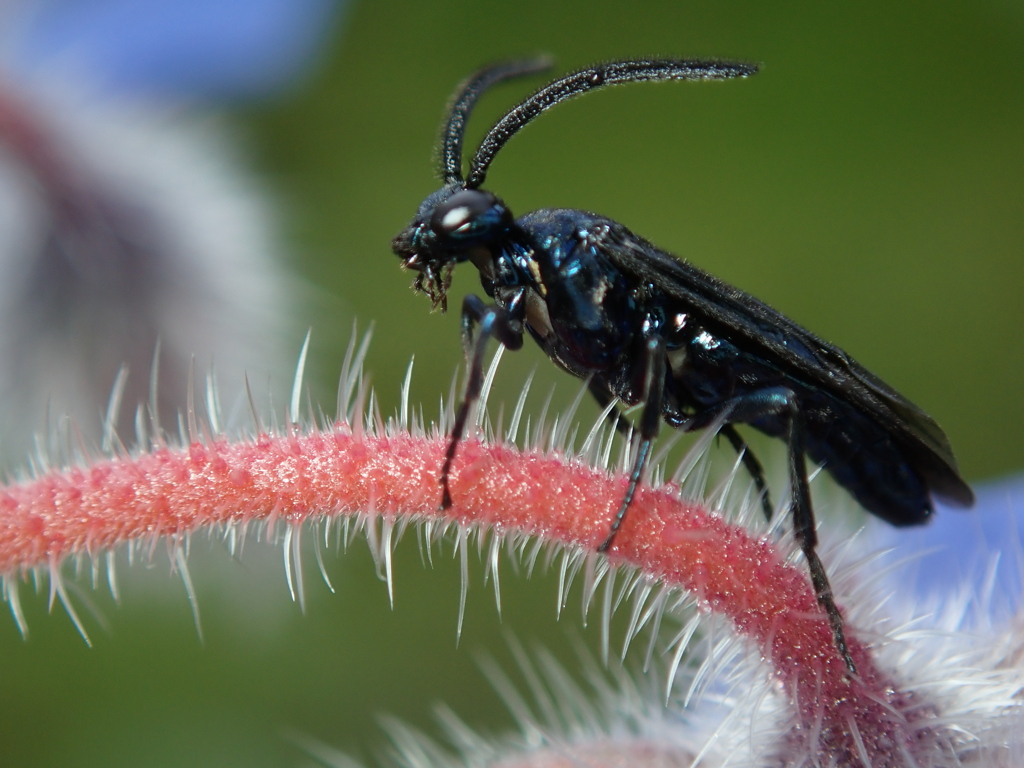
top-left (466, 59), bottom-right (758, 189)
top-left (440, 55), bottom-right (554, 184)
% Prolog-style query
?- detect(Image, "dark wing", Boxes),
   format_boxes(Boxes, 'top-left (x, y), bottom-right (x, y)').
top-left (599, 222), bottom-right (974, 507)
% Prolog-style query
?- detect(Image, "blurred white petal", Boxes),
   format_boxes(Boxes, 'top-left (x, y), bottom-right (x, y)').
top-left (0, 84), bottom-right (300, 462)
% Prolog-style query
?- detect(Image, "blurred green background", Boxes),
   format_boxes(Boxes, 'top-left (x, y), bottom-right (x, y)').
top-left (2, 0), bottom-right (1023, 766)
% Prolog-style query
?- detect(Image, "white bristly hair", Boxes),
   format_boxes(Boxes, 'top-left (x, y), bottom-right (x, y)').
top-left (3, 332), bottom-right (1023, 767)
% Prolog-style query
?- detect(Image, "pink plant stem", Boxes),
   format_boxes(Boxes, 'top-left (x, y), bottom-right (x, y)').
top-left (0, 428), bottom-right (936, 764)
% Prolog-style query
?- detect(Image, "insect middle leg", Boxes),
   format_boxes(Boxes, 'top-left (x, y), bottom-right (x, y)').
top-left (587, 380), bottom-right (634, 437)
top-left (687, 387), bottom-right (857, 674)
top-left (719, 425), bottom-right (774, 523)
top-left (593, 384), bottom-right (774, 522)
top-left (441, 294), bottom-right (524, 509)
top-left (589, 385), bottom-right (770, 536)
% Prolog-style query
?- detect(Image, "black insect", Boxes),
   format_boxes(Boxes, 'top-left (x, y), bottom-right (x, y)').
top-left (391, 57), bottom-right (974, 673)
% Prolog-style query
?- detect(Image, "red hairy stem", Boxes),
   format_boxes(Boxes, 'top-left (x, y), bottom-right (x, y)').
top-left (0, 428), bottom-right (938, 764)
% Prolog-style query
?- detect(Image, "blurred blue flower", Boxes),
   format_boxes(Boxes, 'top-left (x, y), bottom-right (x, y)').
top-left (0, 0), bottom-right (346, 463)
top-left (2, 0), bottom-right (346, 98)
top-left (867, 472), bottom-right (1024, 622)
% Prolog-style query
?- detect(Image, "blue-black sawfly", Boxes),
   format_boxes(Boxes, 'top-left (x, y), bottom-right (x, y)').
top-left (391, 57), bottom-right (974, 673)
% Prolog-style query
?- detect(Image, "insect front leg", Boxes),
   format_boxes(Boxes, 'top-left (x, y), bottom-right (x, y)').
top-left (441, 293), bottom-right (525, 509)
top-left (597, 335), bottom-right (665, 552)
top-left (686, 388), bottom-right (856, 674)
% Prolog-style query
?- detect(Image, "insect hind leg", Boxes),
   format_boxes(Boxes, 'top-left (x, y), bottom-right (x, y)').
top-left (784, 399), bottom-right (857, 674)
top-left (687, 388), bottom-right (857, 674)
top-left (442, 294), bottom-right (524, 508)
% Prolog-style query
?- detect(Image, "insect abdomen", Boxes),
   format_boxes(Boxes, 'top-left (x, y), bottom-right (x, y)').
top-left (673, 331), bottom-right (933, 526)
top-left (801, 393), bottom-right (933, 526)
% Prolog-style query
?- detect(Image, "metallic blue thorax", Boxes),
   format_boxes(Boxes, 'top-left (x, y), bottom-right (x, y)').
top-left (485, 209), bottom-right (648, 382)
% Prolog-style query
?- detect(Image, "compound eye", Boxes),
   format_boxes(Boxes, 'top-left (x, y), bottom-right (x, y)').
top-left (430, 189), bottom-right (506, 241)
